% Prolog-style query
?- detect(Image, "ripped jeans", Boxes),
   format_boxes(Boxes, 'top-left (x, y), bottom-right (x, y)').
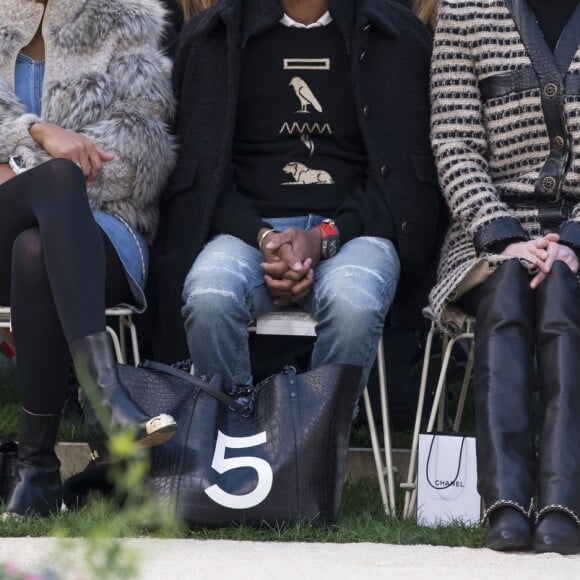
top-left (182, 215), bottom-right (400, 394)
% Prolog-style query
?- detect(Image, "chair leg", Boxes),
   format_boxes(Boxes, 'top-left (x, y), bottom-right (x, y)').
top-left (402, 322), bottom-right (435, 518)
top-left (402, 323), bottom-right (475, 519)
top-left (106, 326), bottom-right (124, 364)
top-left (364, 336), bottom-right (396, 516)
top-left (453, 333), bottom-right (475, 432)
top-left (123, 314), bottom-right (141, 366)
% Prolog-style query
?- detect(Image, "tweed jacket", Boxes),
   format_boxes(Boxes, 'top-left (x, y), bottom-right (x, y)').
top-left (152, 0), bottom-right (443, 362)
top-left (427, 0), bottom-right (580, 329)
top-left (0, 0), bottom-right (176, 242)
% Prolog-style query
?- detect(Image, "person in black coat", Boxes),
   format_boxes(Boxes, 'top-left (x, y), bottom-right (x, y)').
top-left (152, 0), bottom-right (442, 397)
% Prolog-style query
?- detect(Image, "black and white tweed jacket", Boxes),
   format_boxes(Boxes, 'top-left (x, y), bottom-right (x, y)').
top-left (427, 0), bottom-right (580, 328)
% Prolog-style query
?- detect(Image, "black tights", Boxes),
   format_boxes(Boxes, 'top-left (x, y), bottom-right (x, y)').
top-left (0, 159), bottom-right (131, 414)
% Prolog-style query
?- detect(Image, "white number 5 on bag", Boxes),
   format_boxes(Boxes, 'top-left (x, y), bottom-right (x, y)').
top-left (204, 431), bottom-right (274, 509)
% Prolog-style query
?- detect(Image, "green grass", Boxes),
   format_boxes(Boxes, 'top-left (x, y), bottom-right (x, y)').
top-left (0, 478), bottom-right (487, 546)
top-left (0, 359), bottom-right (486, 547)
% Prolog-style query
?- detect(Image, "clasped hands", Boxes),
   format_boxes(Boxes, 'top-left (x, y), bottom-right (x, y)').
top-left (259, 227), bottom-right (323, 306)
top-left (502, 233), bottom-right (579, 289)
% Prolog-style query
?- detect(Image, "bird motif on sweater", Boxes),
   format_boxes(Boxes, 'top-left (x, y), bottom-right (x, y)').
top-left (289, 77), bottom-right (323, 113)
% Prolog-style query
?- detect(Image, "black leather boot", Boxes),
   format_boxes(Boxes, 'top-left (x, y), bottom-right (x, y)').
top-left (487, 506), bottom-right (533, 551)
top-left (69, 332), bottom-right (176, 448)
top-left (3, 408), bottom-right (62, 518)
top-left (460, 260), bottom-right (536, 551)
top-left (533, 260), bottom-right (580, 555)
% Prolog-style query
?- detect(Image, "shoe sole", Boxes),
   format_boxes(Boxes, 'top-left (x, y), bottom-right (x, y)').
top-left (486, 539), bottom-right (532, 552)
top-left (137, 414), bottom-right (177, 448)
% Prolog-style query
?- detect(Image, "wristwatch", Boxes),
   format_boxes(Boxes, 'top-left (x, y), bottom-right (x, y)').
top-left (316, 219), bottom-right (340, 260)
top-left (8, 155), bottom-right (28, 175)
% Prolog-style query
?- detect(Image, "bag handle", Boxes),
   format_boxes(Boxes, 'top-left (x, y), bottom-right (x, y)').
top-left (141, 360), bottom-right (245, 412)
top-left (425, 434), bottom-right (466, 491)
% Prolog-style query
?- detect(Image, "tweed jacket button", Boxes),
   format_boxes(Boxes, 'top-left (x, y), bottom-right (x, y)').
top-left (380, 164), bottom-right (390, 177)
top-left (359, 50), bottom-right (366, 62)
top-left (363, 24), bottom-right (372, 32)
top-left (544, 83), bottom-right (558, 98)
top-left (401, 221), bottom-right (409, 233)
top-left (542, 176), bottom-right (557, 191)
top-left (363, 105), bottom-right (370, 118)
top-left (553, 135), bottom-right (565, 150)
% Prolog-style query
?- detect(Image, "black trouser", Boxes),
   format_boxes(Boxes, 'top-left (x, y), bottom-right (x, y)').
top-left (0, 159), bottom-right (131, 414)
top-left (460, 258), bottom-right (580, 519)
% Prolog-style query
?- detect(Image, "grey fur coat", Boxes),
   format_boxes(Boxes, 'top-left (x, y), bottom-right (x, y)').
top-left (0, 0), bottom-right (176, 241)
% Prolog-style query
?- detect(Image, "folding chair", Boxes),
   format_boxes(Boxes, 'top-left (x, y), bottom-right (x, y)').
top-left (0, 306), bottom-right (140, 366)
top-left (249, 309), bottom-right (397, 516)
top-left (105, 307), bottom-right (141, 366)
top-left (401, 317), bottom-right (475, 518)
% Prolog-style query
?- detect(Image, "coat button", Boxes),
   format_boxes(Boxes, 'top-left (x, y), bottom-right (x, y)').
top-left (380, 164), bottom-right (390, 177)
top-left (359, 50), bottom-right (366, 62)
top-left (542, 176), bottom-right (557, 191)
top-left (363, 24), bottom-right (372, 32)
top-left (544, 83), bottom-right (558, 98)
top-left (553, 135), bottom-right (565, 150)
top-left (401, 221), bottom-right (409, 233)
top-left (363, 105), bottom-right (370, 118)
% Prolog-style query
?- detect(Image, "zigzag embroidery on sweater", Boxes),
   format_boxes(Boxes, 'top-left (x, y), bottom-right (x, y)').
top-left (279, 122), bottom-right (332, 135)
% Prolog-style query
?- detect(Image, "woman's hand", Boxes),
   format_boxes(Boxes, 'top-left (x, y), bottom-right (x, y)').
top-left (501, 239), bottom-right (544, 266)
top-left (29, 122), bottom-right (114, 182)
top-left (0, 164), bottom-right (16, 186)
top-left (530, 233), bottom-right (579, 289)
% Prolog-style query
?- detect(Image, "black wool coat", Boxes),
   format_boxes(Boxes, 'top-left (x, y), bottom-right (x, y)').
top-left (151, 0), bottom-right (444, 363)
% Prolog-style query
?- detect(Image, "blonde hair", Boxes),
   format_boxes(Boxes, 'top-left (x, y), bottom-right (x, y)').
top-left (178, 0), bottom-right (215, 21)
top-left (413, 0), bottom-right (439, 30)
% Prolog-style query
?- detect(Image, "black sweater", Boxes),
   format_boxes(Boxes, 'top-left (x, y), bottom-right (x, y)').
top-left (214, 22), bottom-right (369, 245)
top-left (526, 0), bottom-right (579, 50)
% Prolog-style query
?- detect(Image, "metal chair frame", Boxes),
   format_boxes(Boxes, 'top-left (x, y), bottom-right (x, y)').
top-left (0, 306), bottom-right (140, 366)
top-left (401, 318), bottom-right (475, 519)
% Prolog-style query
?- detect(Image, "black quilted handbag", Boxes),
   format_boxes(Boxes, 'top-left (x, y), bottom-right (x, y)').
top-left (71, 361), bottom-right (361, 526)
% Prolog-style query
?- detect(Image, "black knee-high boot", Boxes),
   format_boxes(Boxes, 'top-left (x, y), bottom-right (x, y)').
top-left (69, 332), bottom-right (176, 448)
top-left (463, 260), bottom-right (536, 550)
top-left (4, 408), bottom-right (62, 517)
top-left (534, 260), bottom-right (580, 555)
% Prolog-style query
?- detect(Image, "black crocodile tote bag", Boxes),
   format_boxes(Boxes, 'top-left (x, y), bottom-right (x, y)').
top-left (122, 361), bottom-right (361, 526)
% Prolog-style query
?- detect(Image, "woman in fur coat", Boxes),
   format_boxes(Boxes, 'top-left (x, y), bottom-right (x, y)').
top-left (0, 0), bottom-right (177, 517)
top-left (428, 0), bottom-right (580, 554)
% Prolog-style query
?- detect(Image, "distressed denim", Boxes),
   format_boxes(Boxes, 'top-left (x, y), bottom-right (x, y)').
top-left (182, 215), bottom-right (400, 394)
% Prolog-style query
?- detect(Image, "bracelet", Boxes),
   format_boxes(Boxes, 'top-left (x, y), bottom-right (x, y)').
top-left (258, 228), bottom-right (279, 252)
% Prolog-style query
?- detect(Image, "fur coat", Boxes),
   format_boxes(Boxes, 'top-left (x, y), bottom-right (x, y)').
top-left (427, 0), bottom-right (580, 329)
top-left (0, 0), bottom-right (176, 241)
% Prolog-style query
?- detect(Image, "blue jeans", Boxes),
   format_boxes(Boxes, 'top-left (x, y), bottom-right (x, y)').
top-left (182, 215), bottom-right (400, 394)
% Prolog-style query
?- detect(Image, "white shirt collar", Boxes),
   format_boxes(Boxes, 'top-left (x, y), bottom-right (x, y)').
top-left (280, 11), bottom-right (333, 29)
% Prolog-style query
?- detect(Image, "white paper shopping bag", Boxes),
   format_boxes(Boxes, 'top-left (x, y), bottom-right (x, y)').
top-left (417, 433), bottom-right (481, 526)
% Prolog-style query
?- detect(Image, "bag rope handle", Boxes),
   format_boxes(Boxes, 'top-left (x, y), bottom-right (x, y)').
top-left (425, 434), bottom-right (466, 490)
top-left (141, 360), bottom-right (245, 412)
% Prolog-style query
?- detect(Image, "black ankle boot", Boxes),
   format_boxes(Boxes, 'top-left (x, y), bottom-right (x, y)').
top-left (486, 507), bottom-right (532, 551)
top-left (4, 408), bottom-right (62, 518)
top-left (69, 332), bottom-right (176, 447)
top-left (534, 511), bottom-right (580, 555)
